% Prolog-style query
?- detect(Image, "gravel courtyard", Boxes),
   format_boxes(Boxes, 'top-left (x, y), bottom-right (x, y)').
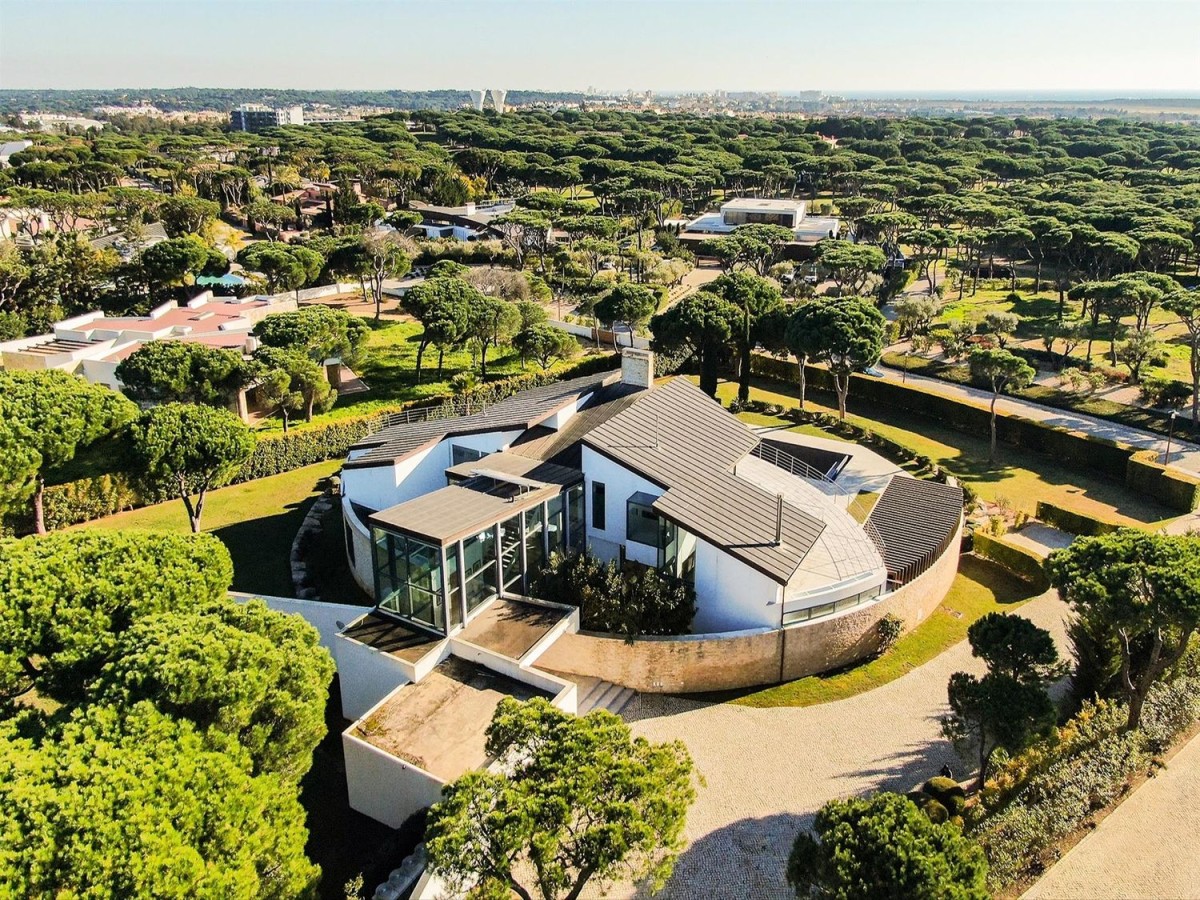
top-left (609, 590), bottom-right (1071, 900)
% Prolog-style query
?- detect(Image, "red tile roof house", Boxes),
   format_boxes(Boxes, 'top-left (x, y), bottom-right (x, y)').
top-left (0, 292), bottom-right (297, 419)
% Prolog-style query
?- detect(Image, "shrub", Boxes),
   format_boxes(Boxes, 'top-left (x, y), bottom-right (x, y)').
top-left (971, 532), bottom-right (1048, 589)
top-left (877, 613), bottom-right (903, 653)
top-left (1139, 376), bottom-right (1191, 409)
top-left (922, 777), bottom-right (967, 816)
top-left (1034, 500), bottom-right (1121, 536)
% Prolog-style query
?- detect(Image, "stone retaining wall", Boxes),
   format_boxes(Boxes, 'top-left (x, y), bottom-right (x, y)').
top-left (536, 517), bottom-right (963, 693)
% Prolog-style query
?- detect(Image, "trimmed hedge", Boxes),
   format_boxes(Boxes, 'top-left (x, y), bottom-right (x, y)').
top-left (1126, 449), bottom-right (1200, 513)
top-left (1034, 500), bottom-right (1123, 536)
top-left (752, 354), bottom-right (1200, 511)
top-left (971, 532), bottom-right (1049, 590)
top-left (6, 354), bottom-right (621, 535)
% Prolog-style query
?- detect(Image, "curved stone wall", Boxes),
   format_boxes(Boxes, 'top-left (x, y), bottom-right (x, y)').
top-left (535, 517), bottom-right (964, 693)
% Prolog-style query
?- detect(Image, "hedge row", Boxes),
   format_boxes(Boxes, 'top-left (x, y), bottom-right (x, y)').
top-left (9, 354), bottom-right (621, 535)
top-left (969, 532), bottom-right (1049, 590)
top-left (1126, 449), bottom-right (1200, 513)
top-left (750, 354), bottom-right (1197, 511)
top-left (1034, 500), bottom-right (1123, 536)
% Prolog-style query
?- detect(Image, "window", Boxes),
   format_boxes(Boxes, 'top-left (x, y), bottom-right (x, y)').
top-left (566, 484), bottom-right (585, 551)
top-left (591, 482), bottom-right (606, 530)
top-left (452, 444), bottom-right (485, 466)
top-left (462, 527), bottom-right (498, 614)
top-left (500, 514), bottom-right (522, 591)
top-left (626, 493), bottom-right (659, 546)
top-left (524, 504), bottom-right (546, 577)
top-left (373, 528), bottom-right (445, 631)
top-left (546, 495), bottom-right (565, 556)
top-left (445, 544), bottom-right (463, 629)
top-left (344, 523), bottom-right (356, 566)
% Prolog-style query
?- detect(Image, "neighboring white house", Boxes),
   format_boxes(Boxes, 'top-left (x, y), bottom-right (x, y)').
top-left (682, 195), bottom-right (841, 250)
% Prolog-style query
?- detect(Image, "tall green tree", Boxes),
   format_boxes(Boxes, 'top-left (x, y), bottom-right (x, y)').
top-left (0, 370), bottom-right (137, 534)
top-left (116, 340), bottom-right (251, 408)
top-left (255, 304), bottom-right (369, 368)
top-left (594, 282), bottom-right (659, 352)
top-left (942, 672), bottom-right (1057, 790)
top-left (1162, 290), bottom-right (1200, 429)
top-left (967, 348), bottom-right (1035, 460)
top-left (425, 698), bottom-right (695, 900)
top-left (787, 793), bottom-right (988, 900)
top-left (513, 323), bottom-right (579, 372)
top-left (1047, 530), bottom-right (1200, 729)
top-left (401, 276), bottom-right (483, 382)
top-left (469, 293), bottom-right (521, 379)
top-left (814, 239), bottom-right (886, 295)
top-left (710, 271), bottom-right (783, 404)
top-left (804, 295), bottom-right (886, 420)
top-left (651, 290), bottom-right (739, 397)
top-left (966, 612), bottom-right (1063, 685)
top-left (360, 230), bottom-right (414, 321)
top-left (93, 597), bottom-right (333, 782)
top-left (782, 299), bottom-right (826, 411)
top-left (253, 345), bottom-right (334, 426)
top-left (129, 403), bottom-right (255, 532)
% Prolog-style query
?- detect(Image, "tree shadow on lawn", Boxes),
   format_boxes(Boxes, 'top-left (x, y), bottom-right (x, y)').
top-left (212, 497), bottom-right (315, 597)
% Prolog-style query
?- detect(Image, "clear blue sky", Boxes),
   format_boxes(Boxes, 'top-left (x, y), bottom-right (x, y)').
top-left (2, 0), bottom-right (1198, 96)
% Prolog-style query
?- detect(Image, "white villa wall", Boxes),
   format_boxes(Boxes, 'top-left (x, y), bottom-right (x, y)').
top-left (342, 496), bottom-right (376, 595)
top-left (692, 537), bottom-right (784, 632)
top-left (580, 445), bottom-right (663, 561)
top-left (343, 730), bottom-right (446, 829)
top-left (343, 429), bottom-right (523, 514)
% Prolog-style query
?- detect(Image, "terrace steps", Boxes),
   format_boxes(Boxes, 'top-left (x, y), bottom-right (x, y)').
top-left (577, 679), bottom-right (635, 716)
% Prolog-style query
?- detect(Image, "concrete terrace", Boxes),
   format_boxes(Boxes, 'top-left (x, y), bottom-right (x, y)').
top-left (353, 656), bottom-right (550, 781)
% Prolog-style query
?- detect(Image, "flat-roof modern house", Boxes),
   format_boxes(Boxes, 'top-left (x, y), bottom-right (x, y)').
top-left (681, 196), bottom-right (841, 258)
top-left (311, 349), bottom-right (963, 839)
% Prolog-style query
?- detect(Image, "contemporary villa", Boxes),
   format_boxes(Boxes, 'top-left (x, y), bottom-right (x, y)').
top-left (313, 349), bottom-right (963, 838)
top-left (680, 196), bottom-right (842, 256)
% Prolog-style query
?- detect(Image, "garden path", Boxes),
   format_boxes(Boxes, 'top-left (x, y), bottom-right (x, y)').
top-left (614, 590), bottom-right (1070, 899)
top-left (1023, 728), bottom-right (1200, 899)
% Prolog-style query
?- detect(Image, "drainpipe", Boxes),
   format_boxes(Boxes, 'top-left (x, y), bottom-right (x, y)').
top-left (774, 494), bottom-right (783, 545)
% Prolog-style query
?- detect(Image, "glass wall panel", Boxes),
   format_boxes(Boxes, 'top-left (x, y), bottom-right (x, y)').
top-left (463, 528), bottom-right (498, 613)
top-left (546, 495), bottom-right (565, 556)
top-left (445, 544), bottom-right (463, 630)
top-left (567, 485), bottom-right (585, 551)
top-left (524, 505), bottom-right (545, 577)
top-left (627, 499), bottom-right (659, 545)
top-left (372, 527), bottom-right (445, 632)
top-left (500, 514), bottom-right (523, 592)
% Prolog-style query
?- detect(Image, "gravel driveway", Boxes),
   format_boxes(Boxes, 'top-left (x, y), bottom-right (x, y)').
top-left (603, 590), bottom-right (1071, 899)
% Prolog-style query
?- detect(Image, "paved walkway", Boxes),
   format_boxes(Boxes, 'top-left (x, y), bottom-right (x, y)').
top-left (874, 362), bottom-right (1200, 476)
top-left (1023, 728), bottom-right (1200, 899)
top-left (609, 590), bottom-right (1070, 899)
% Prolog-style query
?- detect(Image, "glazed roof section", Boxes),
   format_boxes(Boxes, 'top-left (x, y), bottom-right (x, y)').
top-left (344, 370), bottom-right (622, 470)
top-left (583, 377), bottom-right (826, 583)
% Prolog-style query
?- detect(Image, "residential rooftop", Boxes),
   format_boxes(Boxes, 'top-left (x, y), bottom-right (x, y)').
top-left (583, 377), bottom-right (827, 583)
top-left (352, 656), bottom-right (550, 781)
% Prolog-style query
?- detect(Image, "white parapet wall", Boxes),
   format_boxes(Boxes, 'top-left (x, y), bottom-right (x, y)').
top-left (229, 592), bottom-right (372, 653)
top-left (343, 722), bottom-right (446, 829)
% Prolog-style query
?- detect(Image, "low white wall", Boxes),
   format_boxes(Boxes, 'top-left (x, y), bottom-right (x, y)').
top-left (343, 731), bottom-right (446, 829)
top-left (228, 592), bottom-right (372, 654)
top-left (335, 628), bottom-right (417, 721)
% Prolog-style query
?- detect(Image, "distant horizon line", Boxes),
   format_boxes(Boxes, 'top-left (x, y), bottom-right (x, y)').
top-left (4, 86), bottom-right (1200, 103)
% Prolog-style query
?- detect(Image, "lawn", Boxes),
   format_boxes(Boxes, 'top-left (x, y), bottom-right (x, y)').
top-left (254, 317), bottom-right (612, 431)
top-left (730, 555), bottom-right (1038, 707)
top-left (81, 460), bottom-right (342, 596)
top-left (715, 377), bottom-right (1175, 526)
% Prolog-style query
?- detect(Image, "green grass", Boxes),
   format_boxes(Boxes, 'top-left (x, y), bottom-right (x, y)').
top-left (730, 556), bottom-right (1038, 707)
top-left (717, 377), bottom-right (1175, 526)
top-left (879, 350), bottom-right (1180, 440)
top-left (254, 317), bottom-right (611, 431)
top-left (80, 460), bottom-right (342, 596)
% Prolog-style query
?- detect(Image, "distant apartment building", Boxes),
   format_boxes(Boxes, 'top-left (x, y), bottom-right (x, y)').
top-left (229, 104), bottom-right (305, 132)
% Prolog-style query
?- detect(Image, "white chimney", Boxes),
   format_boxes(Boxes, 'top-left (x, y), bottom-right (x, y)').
top-left (620, 348), bottom-right (654, 390)
top-left (464, 202), bottom-right (476, 215)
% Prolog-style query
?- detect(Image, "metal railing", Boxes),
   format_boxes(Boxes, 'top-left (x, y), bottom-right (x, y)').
top-left (750, 440), bottom-right (888, 562)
